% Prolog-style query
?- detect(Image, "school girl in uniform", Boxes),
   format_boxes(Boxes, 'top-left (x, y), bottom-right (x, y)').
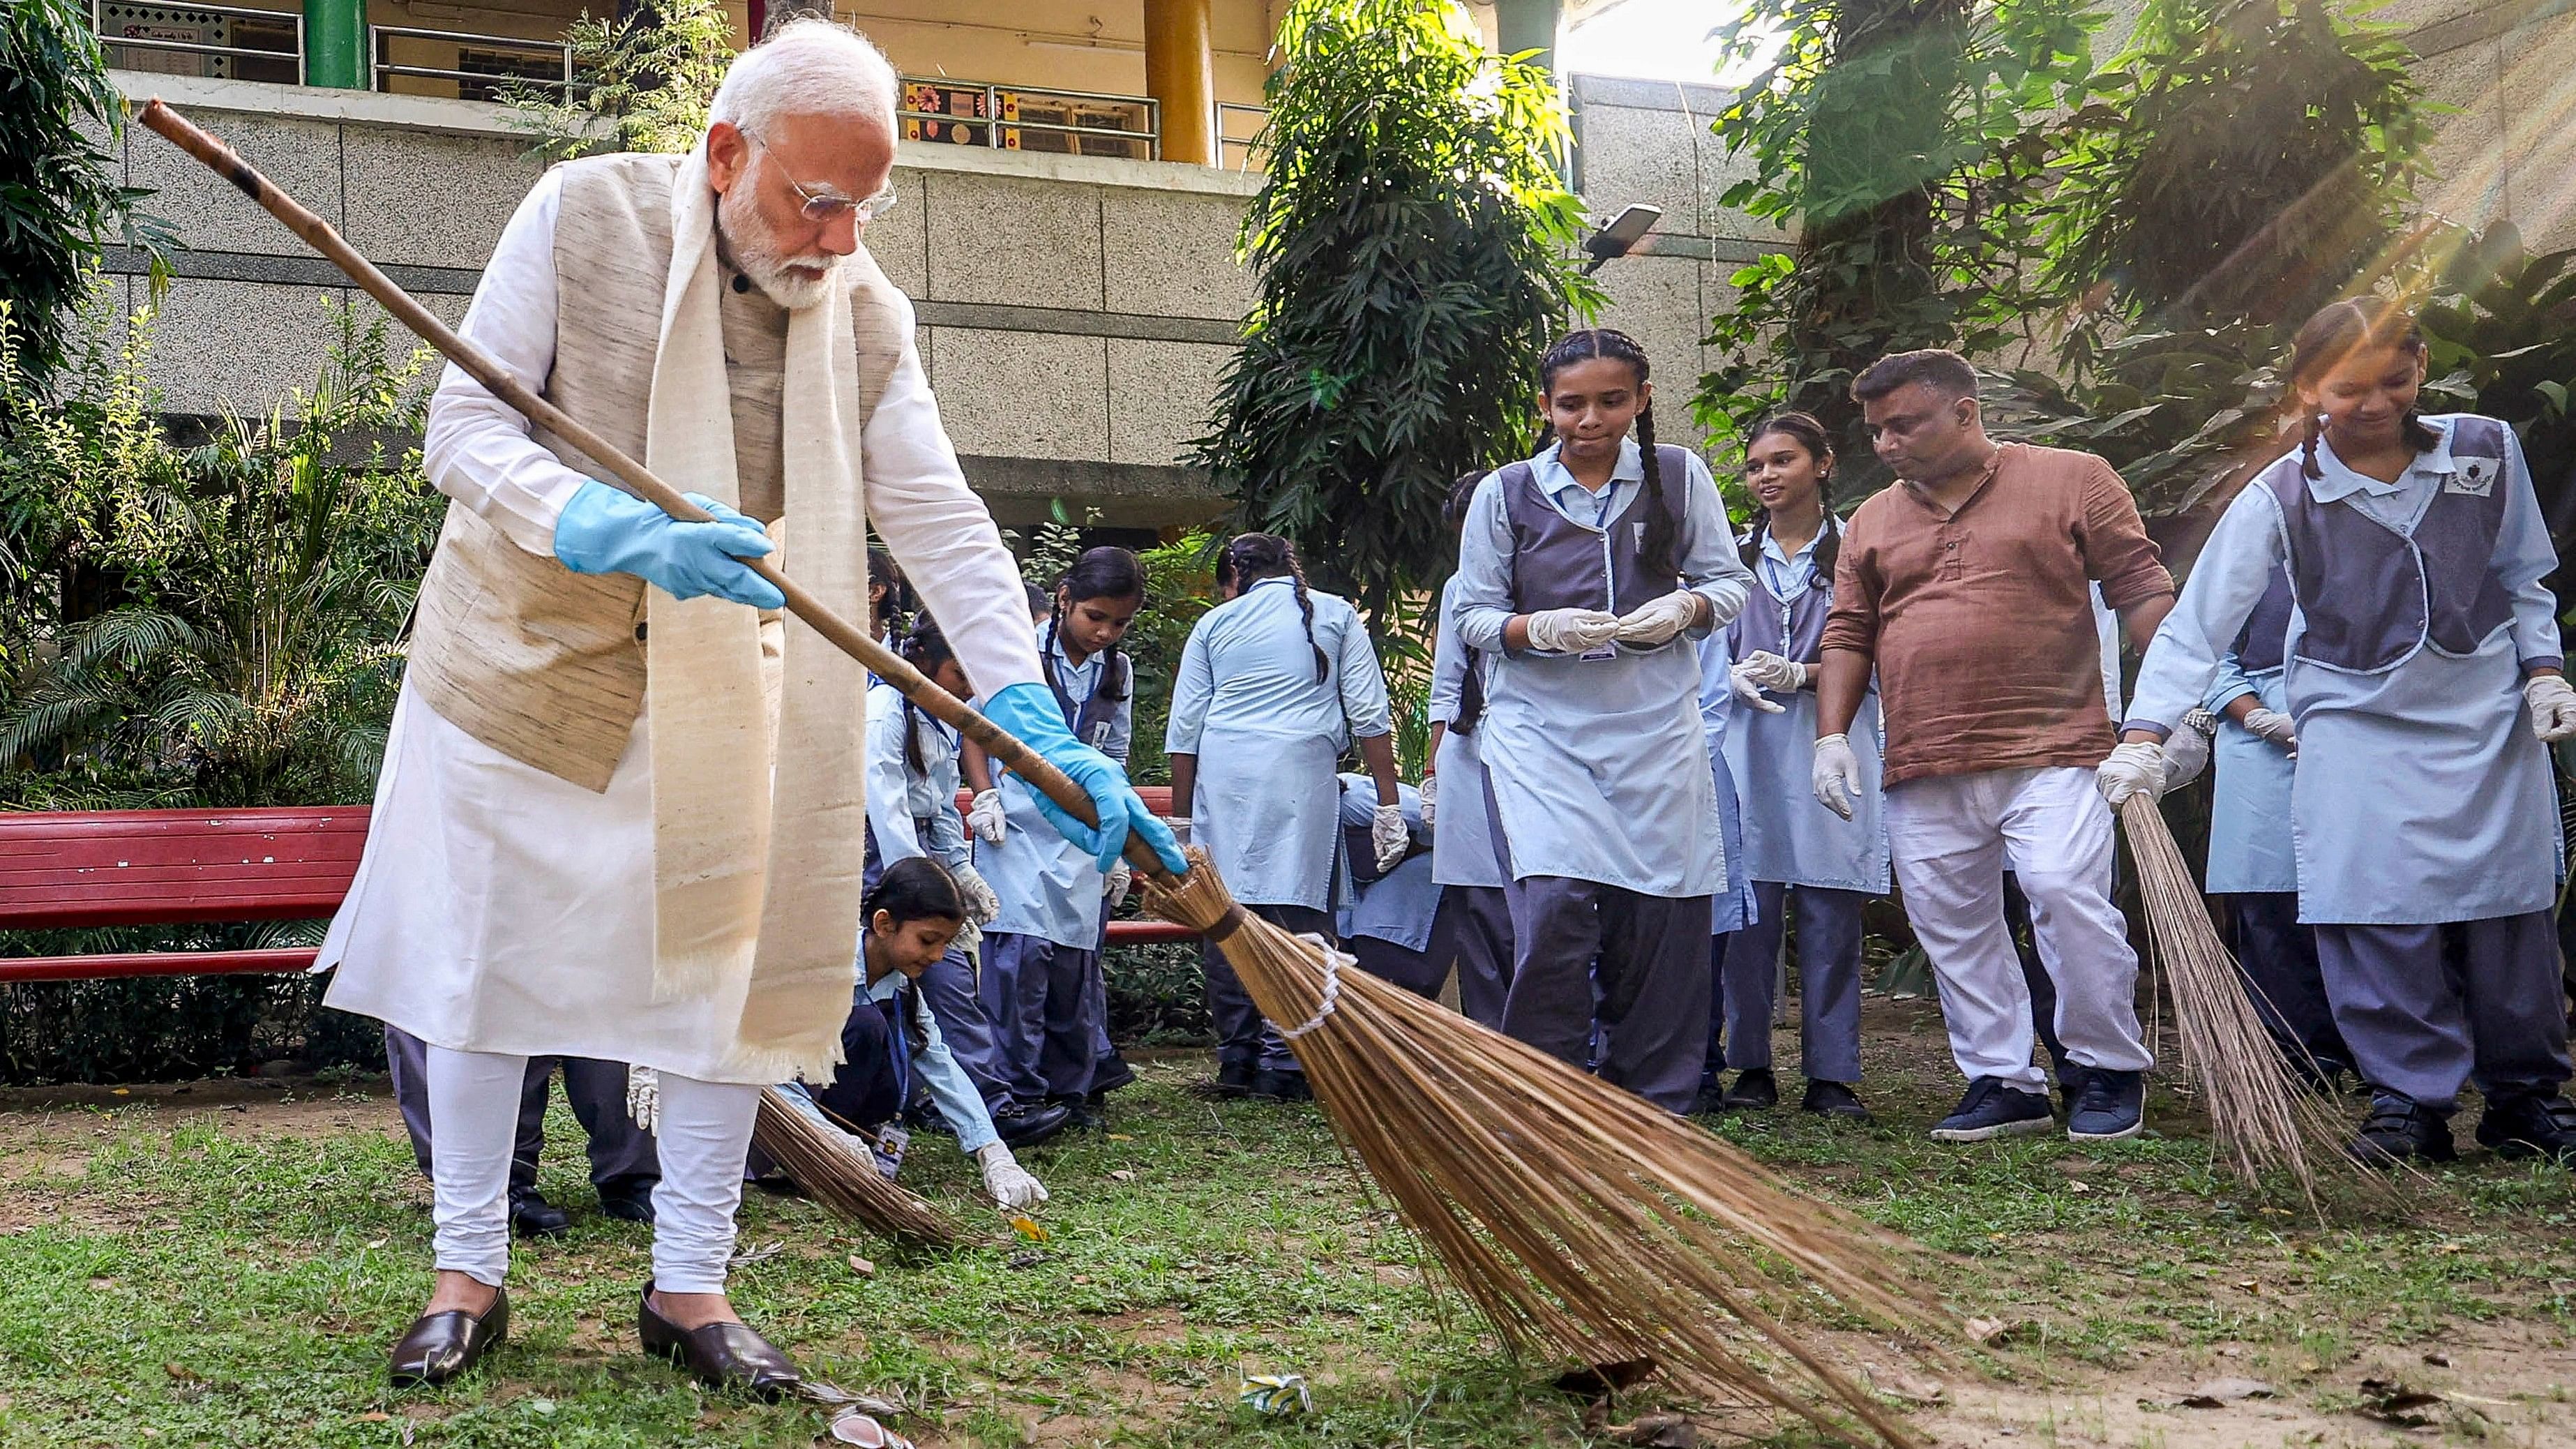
top-left (1712, 413), bottom-right (1887, 1120)
top-left (861, 619), bottom-right (1070, 1148)
top-left (2114, 296), bottom-right (2576, 1165)
top-left (1693, 626), bottom-right (1762, 1113)
top-left (1424, 474), bottom-right (1518, 1027)
top-left (2204, 563), bottom-right (2352, 1084)
top-left (1166, 532), bottom-right (1405, 1102)
top-left (1334, 773), bottom-right (1444, 996)
top-left (1450, 328), bottom-right (1756, 1113)
top-left (965, 548), bottom-right (1146, 1125)
top-left (784, 857), bottom-right (1049, 1211)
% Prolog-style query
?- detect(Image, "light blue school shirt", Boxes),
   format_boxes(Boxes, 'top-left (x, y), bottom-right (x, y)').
top-left (980, 626), bottom-right (1131, 947)
top-left (1334, 773), bottom-right (1440, 951)
top-left (1454, 437), bottom-right (1754, 895)
top-left (1166, 576), bottom-right (1394, 910)
top-left (2127, 416), bottom-right (2562, 924)
top-left (861, 966), bottom-right (998, 1154)
top-left (1428, 573), bottom-right (1507, 889)
top-left (864, 682), bottom-right (969, 872)
top-left (1694, 635), bottom-right (1758, 933)
top-left (2201, 647), bottom-right (2297, 896)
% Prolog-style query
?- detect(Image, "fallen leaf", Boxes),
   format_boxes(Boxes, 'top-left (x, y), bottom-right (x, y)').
top-left (162, 1364), bottom-right (200, 1383)
top-left (2234, 1279), bottom-right (2259, 1292)
top-left (1965, 1316), bottom-right (2034, 1346)
top-left (847, 1254), bottom-right (875, 1277)
top-left (1106, 1133), bottom-right (1133, 1141)
top-left (2068, 1180), bottom-right (2093, 1194)
top-left (1604, 1411), bottom-right (1698, 1447)
top-left (1009, 1215), bottom-right (1050, 1242)
top-left (2423, 1351), bottom-right (2451, 1367)
top-left (1108, 1169), bottom-right (1135, 1182)
top-left (2178, 1378), bottom-right (2276, 1408)
top-left (111, 1088), bottom-right (129, 1097)
top-left (2356, 1378), bottom-right (2445, 1427)
top-left (354, 1412), bottom-right (390, 1422)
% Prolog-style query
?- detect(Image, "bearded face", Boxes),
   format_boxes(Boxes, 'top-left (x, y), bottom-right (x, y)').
top-left (717, 159), bottom-right (845, 310)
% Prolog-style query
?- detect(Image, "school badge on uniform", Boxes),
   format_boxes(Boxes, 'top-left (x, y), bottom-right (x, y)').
top-left (2448, 456), bottom-right (2499, 497)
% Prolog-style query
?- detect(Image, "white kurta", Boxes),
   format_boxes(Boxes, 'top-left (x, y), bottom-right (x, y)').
top-left (320, 170), bottom-right (1041, 1083)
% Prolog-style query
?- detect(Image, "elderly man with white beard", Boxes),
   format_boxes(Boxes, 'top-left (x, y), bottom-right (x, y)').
top-left (316, 19), bottom-right (1184, 1395)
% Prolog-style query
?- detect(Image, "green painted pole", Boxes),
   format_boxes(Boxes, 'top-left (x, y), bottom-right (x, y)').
top-left (302, 0), bottom-right (368, 89)
top-left (1494, 0), bottom-right (1560, 71)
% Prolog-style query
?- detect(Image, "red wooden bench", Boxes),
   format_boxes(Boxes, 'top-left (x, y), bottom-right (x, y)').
top-left (0, 788), bottom-right (1196, 985)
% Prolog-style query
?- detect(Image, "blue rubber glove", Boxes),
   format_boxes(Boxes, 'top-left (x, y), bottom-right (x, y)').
top-left (551, 480), bottom-right (785, 610)
top-left (981, 682), bottom-right (1187, 876)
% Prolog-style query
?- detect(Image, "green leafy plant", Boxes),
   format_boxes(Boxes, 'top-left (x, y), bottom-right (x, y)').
top-left (502, 0), bottom-right (736, 160)
top-left (1189, 0), bottom-right (1600, 623)
top-left (0, 0), bottom-right (172, 388)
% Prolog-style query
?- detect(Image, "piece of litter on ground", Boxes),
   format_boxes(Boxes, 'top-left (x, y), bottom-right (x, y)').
top-left (1238, 1372), bottom-right (1311, 1416)
top-left (2423, 1351), bottom-right (2451, 1367)
top-left (828, 1409), bottom-right (916, 1446)
top-left (1108, 1169), bottom-right (1134, 1182)
top-left (1006, 1249), bottom-right (1048, 1270)
top-left (1604, 1411), bottom-right (1698, 1447)
top-left (728, 1240), bottom-right (784, 1266)
top-left (1009, 1215), bottom-right (1049, 1242)
top-left (847, 1254), bottom-right (875, 1277)
top-left (1106, 1133), bottom-right (1133, 1141)
top-left (1964, 1316), bottom-right (2033, 1346)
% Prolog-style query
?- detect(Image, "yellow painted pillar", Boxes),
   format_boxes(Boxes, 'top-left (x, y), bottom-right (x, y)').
top-left (1143, 0), bottom-right (1218, 165)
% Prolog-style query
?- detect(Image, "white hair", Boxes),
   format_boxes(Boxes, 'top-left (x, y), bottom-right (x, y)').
top-left (709, 17), bottom-right (898, 138)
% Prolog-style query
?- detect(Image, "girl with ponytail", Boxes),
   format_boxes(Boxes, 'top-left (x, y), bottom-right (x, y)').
top-left (1703, 412), bottom-right (1887, 1122)
top-left (1422, 471), bottom-right (1516, 1027)
top-left (2119, 294), bottom-right (2576, 1168)
top-left (1166, 532), bottom-right (1401, 1100)
top-left (968, 546), bottom-right (1149, 1125)
top-left (1449, 327), bottom-right (1756, 1113)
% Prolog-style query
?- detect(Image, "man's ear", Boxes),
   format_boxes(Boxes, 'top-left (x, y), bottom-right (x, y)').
top-left (707, 121), bottom-right (749, 193)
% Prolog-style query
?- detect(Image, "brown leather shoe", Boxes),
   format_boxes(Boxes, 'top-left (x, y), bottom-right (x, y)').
top-left (637, 1282), bottom-right (803, 1399)
top-left (389, 1286), bottom-right (508, 1388)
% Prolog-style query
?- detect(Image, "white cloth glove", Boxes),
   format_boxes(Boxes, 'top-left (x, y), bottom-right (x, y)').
top-left (1371, 802), bottom-right (1409, 872)
top-left (2527, 674), bottom-right (2576, 743)
top-left (1523, 606), bottom-right (1622, 654)
top-left (966, 788), bottom-right (1007, 846)
top-left (953, 862), bottom-right (1002, 926)
top-left (2096, 740), bottom-right (2168, 806)
top-left (2241, 706), bottom-right (2298, 753)
top-left (1417, 771), bottom-right (1438, 829)
top-left (1728, 663), bottom-right (1788, 715)
top-left (975, 1141), bottom-right (1048, 1210)
top-left (1812, 733), bottom-right (1860, 820)
top-left (625, 1064), bottom-right (660, 1135)
top-left (1104, 859), bottom-right (1133, 912)
top-left (1613, 589), bottom-right (1705, 647)
top-left (1738, 650), bottom-right (1809, 693)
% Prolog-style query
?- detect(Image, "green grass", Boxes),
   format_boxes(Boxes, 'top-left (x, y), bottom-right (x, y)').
top-left (3, 1002), bottom-right (2575, 1447)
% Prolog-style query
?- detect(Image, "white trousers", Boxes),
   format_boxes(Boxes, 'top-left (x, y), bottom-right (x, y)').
top-left (1883, 766), bottom-right (2153, 1090)
top-left (425, 1044), bottom-right (759, 1293)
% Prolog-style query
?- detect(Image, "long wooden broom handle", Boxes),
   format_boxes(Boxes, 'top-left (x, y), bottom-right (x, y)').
top-left (136, 98), bottom-right (1179, 882)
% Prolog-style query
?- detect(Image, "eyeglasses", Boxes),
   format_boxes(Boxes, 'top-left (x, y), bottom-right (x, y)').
top-left (740, 127), bottom-right (898, 225)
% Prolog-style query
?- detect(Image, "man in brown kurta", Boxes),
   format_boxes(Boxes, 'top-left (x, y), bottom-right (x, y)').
top-left (1812, 349), bottom-right (2187, 1146)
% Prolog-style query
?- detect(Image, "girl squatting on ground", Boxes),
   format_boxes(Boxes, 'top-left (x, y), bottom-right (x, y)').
top-left (2114, 296), bottom-right (2576, 1167)
top-left (1166, 533), bottom-right (1405, 1102)
top-left (1451, 327), bottom-right (1756, 1113)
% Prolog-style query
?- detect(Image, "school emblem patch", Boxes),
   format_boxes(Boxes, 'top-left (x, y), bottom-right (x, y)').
top-left (2447, 455), bottom-right (2499, 497)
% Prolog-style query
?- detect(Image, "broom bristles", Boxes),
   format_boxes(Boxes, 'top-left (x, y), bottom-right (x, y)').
top-left (1144, 849), bottom-right (1952, 1449)
top-left (753, 1086), bottom-right (964, 1246)
top-left (2116, 797), bottom-right (2378, 1212)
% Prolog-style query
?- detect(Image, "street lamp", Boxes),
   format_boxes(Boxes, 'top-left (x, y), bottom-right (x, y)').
top-left (1581, 204), bottom-right (1662, 274)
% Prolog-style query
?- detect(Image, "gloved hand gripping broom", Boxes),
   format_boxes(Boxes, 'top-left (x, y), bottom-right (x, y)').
top-left (141, 100), bottom-right (1954, 1447)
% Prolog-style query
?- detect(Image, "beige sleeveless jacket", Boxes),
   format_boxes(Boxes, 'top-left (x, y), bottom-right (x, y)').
top-left (404, 151), bottom-right (906, 790)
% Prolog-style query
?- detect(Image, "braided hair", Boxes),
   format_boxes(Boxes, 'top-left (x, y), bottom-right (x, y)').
top-left (1217, 532), bottom-right (1328, 684)
top-left (2289, 297), bottom-right (2439, 481)
top-left (1443, 471), bottom-right (1490, 737)
top-left (894, 615), bottom-right (957, 781)
top-left (1048, 546), bottom-right (1145, 705)
top-left (868, 545), bottom-right (912, 638)
top-left (1736, 411), bottom-right (1841, 590)
top-left (864, 855), bottom-right (963, 1054)
top-left (1539, 328), bottom-right (1677, 582)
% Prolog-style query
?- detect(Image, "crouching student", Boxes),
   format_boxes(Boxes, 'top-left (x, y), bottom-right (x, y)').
top-left (1168, 533), bottom-right (1403, 1102)
top-left (866, 618), bottom-right (1070, 1149)
top-left (783, 858), bottom-right (1049, 1210)
top-left (2114, 297), bottom-right (2576, 1166)
top-left (1452, 328), bottom-right (1755, 1113)
top-left (966, 548), bottom-right (1146, 1127)
top-left (1335, 772), bottom-right (1443, 996)
top-left (1425, 474), bottom-right (1517, 1027)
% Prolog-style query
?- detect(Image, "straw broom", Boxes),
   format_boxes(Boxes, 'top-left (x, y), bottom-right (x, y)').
top-left (2117, 795), bottom-right (2365, 1209)
top-left (139, 101), bottom-right (1954, 1446)
top-left (755, 1085), bottom-right (962, 1245)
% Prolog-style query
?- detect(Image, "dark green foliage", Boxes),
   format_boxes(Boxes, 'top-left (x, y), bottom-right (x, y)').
top-left (0, 0), bottom-right (170, 387)
top-left (2416, 232), bottom-right (2576, 542)
top-left (1190, 0), bottom-right (1599, 622)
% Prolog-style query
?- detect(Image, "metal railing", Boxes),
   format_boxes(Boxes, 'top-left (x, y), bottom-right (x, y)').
top-left (370, 24), bottom-right (578, 102)
top-left (91, 0), bottom-right (302, 84)
top-left (900, 77), bottom-right (1161, 161)
top-left (1218, 101), bottom-right (1268, 171)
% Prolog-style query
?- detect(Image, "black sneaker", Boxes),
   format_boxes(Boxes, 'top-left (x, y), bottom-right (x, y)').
top-left (2474, 1092), bottom-right (2576, 1164)
top-left (1247, 1069), bottom-right (1312, 1103)
top-left (597, 1187), bottom-right (656, 1225)
top-left (2349, 1096), bottom-right (2456, 1167)
top-left (1718, 1068), bottom-right (1778, 1111)
top-left (2067, 1068), bottom-right (2145, 1142)
top-left (1089, 1051), bottom-right (1138, 1099)
top-left (1800, 1080), bottom-right (1872, 1123)
top-left (991, 1098), bottom-right (1074, 1149)
top-left (1210, 1060), bottom-right (1257, 1098)
top-left (1930, 1077), bottom-right (2055, 1143)
top-left (509, 1189), bottom-right (570, 1240)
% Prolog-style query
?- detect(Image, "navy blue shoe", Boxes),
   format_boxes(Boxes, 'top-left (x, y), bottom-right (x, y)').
top-left (1930, 1077), bottom-right (2055, 1143)
top-left (2067, 1068), bottom-right (2145, 1142)
top-left (2351, 1095), bottom-right (2455, 1168)
top-left (2473, 1092), bottom-right (2576, 1165)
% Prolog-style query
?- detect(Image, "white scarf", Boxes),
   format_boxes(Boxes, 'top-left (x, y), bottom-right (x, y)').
top-left (642, 142), bottom-right (870, 1081)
